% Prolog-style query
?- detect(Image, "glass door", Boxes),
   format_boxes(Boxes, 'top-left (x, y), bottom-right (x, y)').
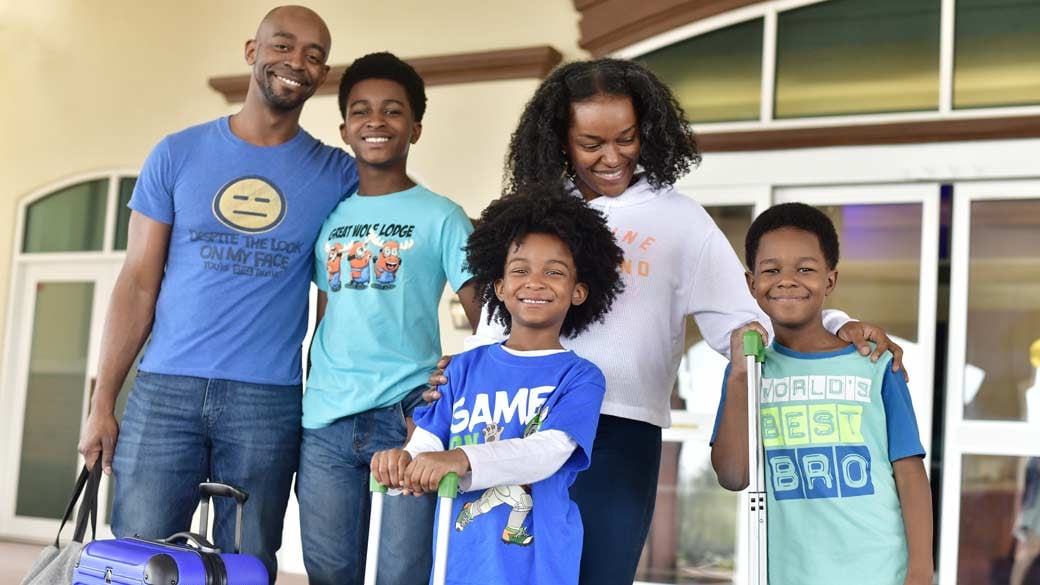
top-left (939, 180), bottom-right (1040, 585)
top-left (636, 185), bottom-right (769, 585)
top-left (0, 261), bottom-right (118, 541)
top-left (772, 183), bottom-right (941, 468)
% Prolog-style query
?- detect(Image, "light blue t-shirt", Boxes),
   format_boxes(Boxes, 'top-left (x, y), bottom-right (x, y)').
top-left (129, 117), bottom-right (357, 385)
top-left (414, 343), bottom-right (606, 585)
top-left (304, 185), bottom-right (473, 428)
top-left (711, 343), bottom-right (925, 585)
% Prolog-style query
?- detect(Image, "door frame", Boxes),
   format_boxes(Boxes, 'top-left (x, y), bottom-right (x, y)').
top-left (937, 179), bottom-right (1040, 585)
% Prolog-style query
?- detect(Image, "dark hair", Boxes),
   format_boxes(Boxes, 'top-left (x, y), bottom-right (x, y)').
top-left (338, 52), bottom-right (427, 121)
top-left (465, 188), bottom-right (624, 337)
top-left (745, 203), bottom-right (840, 270)
top-left (504, 58), bottom-right (700, 195)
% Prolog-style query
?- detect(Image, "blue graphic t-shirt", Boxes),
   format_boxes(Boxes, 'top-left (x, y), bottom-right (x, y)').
top-left (414, 343), bottom-right (605, 585)
top-left (129, 117), bottom-right (357, 385)
top-left (304, 184), bottom-right (473, 427)
top-left (711, 343), bottom-right (925, 585)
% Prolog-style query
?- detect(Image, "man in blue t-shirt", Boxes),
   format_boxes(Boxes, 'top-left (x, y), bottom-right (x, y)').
top-left (75, 7), bottom-right (357, 580)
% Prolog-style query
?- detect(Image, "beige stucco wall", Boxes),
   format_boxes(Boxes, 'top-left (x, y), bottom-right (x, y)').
top-left (0, 0), bottom-right (585, 367)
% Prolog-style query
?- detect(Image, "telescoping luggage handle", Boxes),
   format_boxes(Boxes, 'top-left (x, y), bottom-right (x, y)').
top-left (743, 331), bottom-right (767, 585)
top-left (366, 473), bottom-right (459, 585)
top-left (165, 482), bottom-right (249, 554)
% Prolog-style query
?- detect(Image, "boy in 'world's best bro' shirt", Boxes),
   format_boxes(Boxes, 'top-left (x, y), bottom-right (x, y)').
top-left (710, 203), bottom-right (933, 585)
top-left (372, 189), bottom-right (625, 585)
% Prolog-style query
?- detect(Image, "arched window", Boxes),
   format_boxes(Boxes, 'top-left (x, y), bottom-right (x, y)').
top-left (20, 173), bottom-right (138, 254)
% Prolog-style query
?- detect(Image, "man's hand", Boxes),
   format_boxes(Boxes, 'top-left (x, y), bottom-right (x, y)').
top-left (405, 449), bottom-right (469, 494)
top-left (729, 322), bottom-right (769, 372)
top-left (78, 411), bottom-right (119, 475)
top-left (837, 321), bottom-right (907, 380)
top-left (372, 448), bottom-right (412, 490)
top-left (423, 355), bottom-right (452, 403)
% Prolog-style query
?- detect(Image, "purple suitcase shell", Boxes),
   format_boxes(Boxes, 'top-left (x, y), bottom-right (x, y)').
top-left (73, 482), bottom-right (268, 585)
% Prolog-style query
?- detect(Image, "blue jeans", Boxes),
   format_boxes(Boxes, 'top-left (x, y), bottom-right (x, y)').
top-left (111, 371), bottom-right (301, 583)
top-left (298, 386), bottom-right (436, 585)
top-left (571, 414), bottom-right (662, 585)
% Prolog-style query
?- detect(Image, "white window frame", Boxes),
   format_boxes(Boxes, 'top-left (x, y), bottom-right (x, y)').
top-left (937, 179), bottom-right (1040, 585)
top-left (612, 0), bottom-right (1040, 133)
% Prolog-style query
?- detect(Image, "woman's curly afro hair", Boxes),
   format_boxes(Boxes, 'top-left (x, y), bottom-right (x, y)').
top-left (504, 57), bottom-right (700, 195)
top-left (465, 187), bottom-right (625, 338)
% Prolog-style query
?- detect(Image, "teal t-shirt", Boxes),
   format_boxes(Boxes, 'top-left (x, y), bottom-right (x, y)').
top-left (304, 185), bottom-right (473, 428)
top-left (712, 343), bottom-right (924, 585)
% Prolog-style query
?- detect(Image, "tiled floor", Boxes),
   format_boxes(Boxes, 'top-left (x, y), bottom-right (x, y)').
top-left (0, 540), bottom-right (308, 584)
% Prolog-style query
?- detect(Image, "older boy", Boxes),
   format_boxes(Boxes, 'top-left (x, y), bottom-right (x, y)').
top-left (297, 52), bottom-right (480, 585)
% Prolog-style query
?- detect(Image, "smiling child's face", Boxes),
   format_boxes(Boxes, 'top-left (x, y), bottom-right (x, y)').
top-left (748, 227), bottom-right (837, 330)
top-left (494, 233), bottom-right (588, 335)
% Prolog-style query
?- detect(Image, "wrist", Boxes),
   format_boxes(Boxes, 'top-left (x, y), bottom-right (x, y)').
top-left (452, 448), bottom-right (471, 472)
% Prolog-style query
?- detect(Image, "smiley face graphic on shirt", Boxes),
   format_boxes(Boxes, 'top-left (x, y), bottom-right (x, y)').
top-left (213, 176), bottom-right (286, 233)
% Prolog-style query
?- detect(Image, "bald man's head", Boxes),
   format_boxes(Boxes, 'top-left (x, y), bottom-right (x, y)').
top-left (258, 6), bottom-right (331, 54)
top-left (245, 5), bottom-right (332, 112)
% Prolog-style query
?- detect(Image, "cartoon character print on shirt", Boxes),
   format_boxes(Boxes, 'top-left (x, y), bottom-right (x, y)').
top-left (325, 243), bottom-right (344, 292)
top-left (453, 406), bottom-right (548, 547)
top-left (760, 374), bottom-right (875, 501)
top-left (368, 231), bottom-right (414, 290)
top-left (345, 240), bottom-right (372, 288)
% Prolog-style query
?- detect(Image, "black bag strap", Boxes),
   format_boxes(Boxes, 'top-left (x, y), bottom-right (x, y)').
top-left (56, 459), bottom-right (102, 546)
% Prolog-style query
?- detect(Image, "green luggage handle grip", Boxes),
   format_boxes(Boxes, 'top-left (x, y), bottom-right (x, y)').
top-left (743, 330), bottom-right (765, 362)
top-left (369, 472), bottom-right (460, 499)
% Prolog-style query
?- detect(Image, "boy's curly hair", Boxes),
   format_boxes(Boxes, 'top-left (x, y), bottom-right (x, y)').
top-left (465, 188), bottom-right (625, 338)
top-left (504, 58), bottom-right (700, 195)
top-left (338, 51), bottom-right (427, 121)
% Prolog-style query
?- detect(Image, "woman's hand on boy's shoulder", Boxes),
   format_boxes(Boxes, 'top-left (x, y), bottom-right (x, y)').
top-left (423, 354), bottom-right (453, 403)
top-left (836, 321), bottom-right (908, 381)
top-left (371, 448), bottom-right (412, 491)
top-left (728, 322), bottom-right (769, 372)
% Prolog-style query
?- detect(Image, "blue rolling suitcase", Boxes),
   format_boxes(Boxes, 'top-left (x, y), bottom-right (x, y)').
top-left (73, 482), bottom-right (268, 585)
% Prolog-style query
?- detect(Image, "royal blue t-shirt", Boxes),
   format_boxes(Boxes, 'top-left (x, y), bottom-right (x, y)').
top-left (129, 117), bottom-right (357, 385)
top-left (413, 343), bottom-right (605, 585)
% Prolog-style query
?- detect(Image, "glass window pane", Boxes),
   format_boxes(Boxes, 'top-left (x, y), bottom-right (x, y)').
top-left (639, 19), bottom-right (763, 123)
top-left (954, 0), bottom-right (1040, 109)
top-left (958, 454), bottom-right (1040, 584)
top-left (639, 442), bottom-right (740, 583)
top-left (646, 205), bottom-right (753, 583)
top-left (775, 0), bottom-right (941, 118)
top-left (113, 177), bottom-right (137, 251)
top-left (964, 199), bottom-right (1040, 422)
top-left (23, 179), bottom-right (108, 253)
top-left (820, 204), bottom-right (922, 343)
top-left (16, 282), bottom-right (94, 519)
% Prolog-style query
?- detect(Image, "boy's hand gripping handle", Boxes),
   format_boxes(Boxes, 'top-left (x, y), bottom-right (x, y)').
top-left (366, 473), bottom-right (460, 585)
top-left (743, 330), bottom-right (768, 585)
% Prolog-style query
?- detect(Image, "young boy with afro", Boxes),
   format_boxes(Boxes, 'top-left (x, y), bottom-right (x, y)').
top-left (710, 203), bottom-right (933, 585)
top-left (372, 188), bottom-right (625, 584)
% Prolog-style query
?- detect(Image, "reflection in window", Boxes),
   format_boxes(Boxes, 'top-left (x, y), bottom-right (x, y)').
top-left (639, 19), bottom-right (763, 123)
top-left (114, 177), bottom-right (137, 251)
top-left (775, 0), bottom-right (940, 118)
top-left (23, 179), bottom-right (108, 253)
top-left (965, 200), bottom-right (1040, 422)
top-left (958, 455), bottom-right (1040, 584)
top-left (954, 0), bottom-right (1040, 109)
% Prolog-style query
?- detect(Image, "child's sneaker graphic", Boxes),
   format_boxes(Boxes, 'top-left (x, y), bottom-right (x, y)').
top-left (455, 502), bottom-right (474, 531)
top-left (502, 526), bottom-right (534, 546)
